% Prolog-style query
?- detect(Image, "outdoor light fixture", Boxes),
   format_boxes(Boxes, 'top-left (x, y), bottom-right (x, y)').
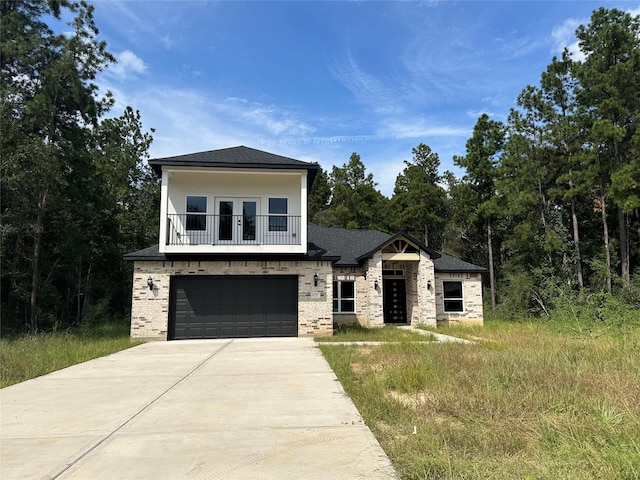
top-left (147, 276), bottom-right (154, 291)
top-left (374, 279), bottom-right (379, 289)
top-left (313, 273), bottom-right (318, 287)
top-left (427, 279), bottom-right (432, 290)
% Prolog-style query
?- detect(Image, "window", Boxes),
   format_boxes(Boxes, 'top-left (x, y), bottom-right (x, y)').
top-left (268, 197), bottom-right (288, 232)
top-left (186, 196), bottom-right (207, 231)
top-left (333, 280), bottom-right (355, 313)
top-left (443, 281), bottom-right (464, 312)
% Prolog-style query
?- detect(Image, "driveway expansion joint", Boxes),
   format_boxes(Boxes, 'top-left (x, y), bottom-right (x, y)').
top-left (49, 340), bottom-right (233, 480)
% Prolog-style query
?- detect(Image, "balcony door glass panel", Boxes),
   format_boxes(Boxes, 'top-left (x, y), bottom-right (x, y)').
top-left (218, 201), bottom-right (233, 241)
top-left (243, 201), bottom-right (256, 241)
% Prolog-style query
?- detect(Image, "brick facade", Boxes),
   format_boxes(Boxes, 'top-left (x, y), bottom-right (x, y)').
top-left (130, 260), bottom-right (333, 341)
top-left (435, 272), bottom-right (484, 325)
top-left (129, 253), bottom-right (483, 341)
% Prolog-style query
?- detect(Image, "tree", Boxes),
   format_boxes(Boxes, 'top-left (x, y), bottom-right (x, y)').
top-left (540, 52), bottom-right (588, 289)
top-left (308, 165), bottom-right (331, 223)
top-left (1, 0), bottom-right (115, 331)
top-left (454, 114), bottom-right (506, 309)
top-left (1, 1), bottom-right (155, 333)
top-left (388, 144), bottom-right (448, 249)
top-left (325, 153), bottom-right (387, 230)
top-left (575, 7), bottom-right (640, 287)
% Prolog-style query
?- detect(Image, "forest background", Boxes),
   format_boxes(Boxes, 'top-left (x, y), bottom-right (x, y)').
top-left (1, 1), bottom-right (638, 335)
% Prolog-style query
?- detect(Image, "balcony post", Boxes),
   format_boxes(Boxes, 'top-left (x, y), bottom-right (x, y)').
top-left (158, 170), bottom-right (169, 253)
top-left (300, 172), bottom-right (308, 251)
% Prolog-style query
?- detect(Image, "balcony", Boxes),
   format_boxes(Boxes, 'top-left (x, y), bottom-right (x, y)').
top-left (165, 214), bottom-right (302, 249)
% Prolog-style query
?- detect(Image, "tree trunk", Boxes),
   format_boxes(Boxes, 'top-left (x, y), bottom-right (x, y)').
top-left (600, 184), bottom-right (612, 294)
top-left (618, 207), bottom-right (630, 286)
top-left (570, 196), bottom-right (584, 289)
top-left (488, 219), bottom-right (496, 310)
top-left (30, 182), bottom-right (49, 332)
top-left (538, 178), bottom-right (550, 234)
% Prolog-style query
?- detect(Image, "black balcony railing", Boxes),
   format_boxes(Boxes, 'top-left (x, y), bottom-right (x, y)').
top-left (166, 214), bottom-right (302, 246)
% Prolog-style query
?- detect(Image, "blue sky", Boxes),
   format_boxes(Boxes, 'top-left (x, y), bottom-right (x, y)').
top-left (86, 1), bottom-right (639, 197)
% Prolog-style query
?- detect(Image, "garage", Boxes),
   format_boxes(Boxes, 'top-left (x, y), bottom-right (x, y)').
top-left (169, 275), bottom-right (298, 340)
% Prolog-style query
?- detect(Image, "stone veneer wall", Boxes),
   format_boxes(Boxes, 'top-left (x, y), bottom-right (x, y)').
top-left (130, 260), bottom-right (334, 341)
top-left (332, 265), bottom-right (370, 327)
top-left (382, 252), bottom-right (437, 327)
top-left (435, 272), bottom-right (484, 325)
top-left (365, 251), bottom-right (384, 327)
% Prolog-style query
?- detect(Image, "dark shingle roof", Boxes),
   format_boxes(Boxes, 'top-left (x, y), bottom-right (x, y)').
top-left (433, 252), bottom-right (488, 273)
top-left (123, 245), bottom-right (165, 261)
top-left (307, 224), bottom-right (392, 265)
top-left (124, 224), bottom-right (486, 273)
top-left (149, 145), bottom-right (318, 175)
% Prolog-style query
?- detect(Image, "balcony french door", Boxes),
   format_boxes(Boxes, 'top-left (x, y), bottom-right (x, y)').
top-left (216, 198), bottom-right (259, 244)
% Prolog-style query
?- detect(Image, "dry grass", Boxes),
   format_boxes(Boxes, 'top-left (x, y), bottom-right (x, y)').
top-left (315, 324), bottom-right (436, 343)
top-left (0, 323), bottom-right (139, 388)
top-left (319, 320), bottom-right (640, 479)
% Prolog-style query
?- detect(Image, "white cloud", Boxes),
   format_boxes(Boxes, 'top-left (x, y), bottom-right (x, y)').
top-left (552, 17), bottom-right (587, 61)
top-left (329, 53), bottom-right (404, 116)
top-left (217, 98), bottom-right (315, 137)
top-left (107, 50), bottom-right (147, 79)
top-left (383, 119), bottom-right (469, 140)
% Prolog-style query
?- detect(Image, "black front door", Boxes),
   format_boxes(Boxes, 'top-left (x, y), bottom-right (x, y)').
top-left (383, 278), bottom-right (407, 324)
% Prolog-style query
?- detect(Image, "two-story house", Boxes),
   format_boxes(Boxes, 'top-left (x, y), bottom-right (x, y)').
top-left (124, 146), bottom-right (486, 340)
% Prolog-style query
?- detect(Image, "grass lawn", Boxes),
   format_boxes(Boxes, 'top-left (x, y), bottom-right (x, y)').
top-left (0, 323), bottom-right (140, 388)
top-left (319, 320), bottom-right (640, 479)
top-left (315, 324), bottom-right (436, 343)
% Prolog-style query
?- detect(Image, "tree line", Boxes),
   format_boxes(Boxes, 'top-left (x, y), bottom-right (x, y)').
top-left (310, 7), bottom-right (639, 316)
top-left (1, 1), bottom-right (158, 334)
top-left (1, 4), bottom-right (637, 334)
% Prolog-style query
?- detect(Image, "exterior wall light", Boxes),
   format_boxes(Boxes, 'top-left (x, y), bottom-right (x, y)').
top-left (374, 279), bottom-right (379, 289)
top-left (427, 279), bottom-right (432, 290)
top-left (147, 276), bottom-right (154, 291)
top-left (313, 273), bottom-right (318, 287)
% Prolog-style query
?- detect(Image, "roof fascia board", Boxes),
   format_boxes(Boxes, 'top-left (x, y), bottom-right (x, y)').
top-left (162, 166), bottom-right (309, 176)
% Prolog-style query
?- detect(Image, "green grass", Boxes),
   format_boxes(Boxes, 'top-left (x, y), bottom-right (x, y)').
top-left (315, 324), bottom-right (436, 343)
top-left (319, 319), bottom-right (640, 479)
top-left (0, 323), bottom-right (140, 388)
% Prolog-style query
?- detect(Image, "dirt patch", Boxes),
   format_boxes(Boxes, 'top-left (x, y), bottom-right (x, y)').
top-left (387, 390), bottom-right (436, 408)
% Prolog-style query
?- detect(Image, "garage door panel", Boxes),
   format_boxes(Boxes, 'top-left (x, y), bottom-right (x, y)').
top-left (170, 275), bottom-right (298, 340)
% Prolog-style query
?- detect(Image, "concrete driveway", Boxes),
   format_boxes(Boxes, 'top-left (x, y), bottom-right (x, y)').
top-left (0, 338), bottom-right (397, 479)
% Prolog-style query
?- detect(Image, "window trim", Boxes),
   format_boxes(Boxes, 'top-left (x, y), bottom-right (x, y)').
top-left (185, 195), bottom-right (207, 231)
top-left (443, 280), bottom-right (464, 313)
top-left (268, 197), bottom-right (289, 232)
top-left (333, 280), bottom-right (356, 314)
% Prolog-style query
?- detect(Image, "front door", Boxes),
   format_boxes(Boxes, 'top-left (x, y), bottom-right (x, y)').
top-left (216, 199), bottom-right (259, 244)
top-left (383, 278), bottom-right (407, 324)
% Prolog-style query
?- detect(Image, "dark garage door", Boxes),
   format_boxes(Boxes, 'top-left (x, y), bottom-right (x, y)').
top-left (169, 275), bottom-right (298, 340)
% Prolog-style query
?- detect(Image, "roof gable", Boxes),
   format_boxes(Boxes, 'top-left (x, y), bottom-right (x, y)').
top-left (356, 231), bottom-right (440, 263)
